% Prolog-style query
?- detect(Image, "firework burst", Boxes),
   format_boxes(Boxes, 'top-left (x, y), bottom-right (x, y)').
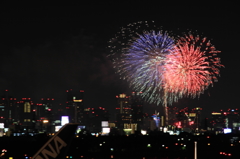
top-left (164, 33), bottom-right (223, 99)
top-left (108, 22), bottom-right (224, 108)
top-left (108, 21), bottom-right (178, 105)
top-left (122, 30), bottom-right (177, 105)
top-left (108, 23), bottom-right (224, 126)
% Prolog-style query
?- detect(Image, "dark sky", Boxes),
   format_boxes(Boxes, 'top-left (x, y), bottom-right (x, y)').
top-left (1, 6), bottom-right (240, 119)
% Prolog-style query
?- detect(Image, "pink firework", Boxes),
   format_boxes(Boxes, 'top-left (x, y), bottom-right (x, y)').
top-left (164, 34), bottom-right (223, 98)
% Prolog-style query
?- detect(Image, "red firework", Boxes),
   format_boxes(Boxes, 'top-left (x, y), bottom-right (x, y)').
top-left (164, 34), bottom-right (223, 98)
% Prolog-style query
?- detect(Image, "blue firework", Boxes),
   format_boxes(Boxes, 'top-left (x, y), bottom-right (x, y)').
top-left (117, 30), bottom-right (177, 105)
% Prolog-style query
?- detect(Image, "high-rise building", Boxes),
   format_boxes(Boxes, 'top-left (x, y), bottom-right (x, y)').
top-left (131, 92), bottom-right (144, 130)
top-left (88, 107), bottom-right (109, 133)
top-left (66, 89), bottom-right (84, 124)
top-left (16, 98), bottom-right (36, 132)
top-left (115, 92), bottom-right (144, 132)
top-left (175, 107), bottom-right (189, 128)
top-left (168, 107), bottom-right (179, 126)
top-left (169, 107), bottom-right (203, 131)
top-left (222, 108), bottom-right (240, 131)
top-left (0, 89), bottom-right (17, 128)
top-left (36, 98), bottom-right (54, 119)
top-left (211, 112), bottom-right (225, 130)
top-left (34, 98), bottom-right (55, 132)
top-left (194, 107), bottom-right (202, 130)
top-left (115, 93), bottom-right (132, 129)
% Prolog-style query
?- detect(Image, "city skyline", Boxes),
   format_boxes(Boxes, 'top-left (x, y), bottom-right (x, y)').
top-left (0, 88), bottom-right (238, 122)
top-left (1, 6), bottom-right (239, 119)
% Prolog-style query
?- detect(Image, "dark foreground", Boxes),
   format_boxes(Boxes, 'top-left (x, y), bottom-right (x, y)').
top-left (0, 133), bottom-right (240, 159)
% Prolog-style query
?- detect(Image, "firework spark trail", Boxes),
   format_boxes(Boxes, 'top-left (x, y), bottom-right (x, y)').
top-left (164, 33), bottom-right (223, 99)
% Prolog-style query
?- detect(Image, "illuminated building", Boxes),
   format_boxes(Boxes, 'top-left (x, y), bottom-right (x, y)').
top-left (141, 113), bottom-right (155, 130)
top-left (176, 107), bottom-right (189, 128)
top-left (40, 98), bottom-right (54, 118)
top-left (222, 108), bottom-right (240, 132)
top-left (0, 89), bottom-right (17, 128)
top-left (211, 112), bottom-right (225, 130)
top-left (34, 98), bottom-right (55, 132)
top-left (168, 107), bottom-right (179, 126)
top-left (123, 123), bottom-right (137, 135)
top-left (35, 98), bottom-right (54, 120)
top-left (115, 93), bottom-right (132, 130)
top-left (152, 112), bottom-right (160, 129)
top-left (16, 98), bottom-right (36, 132)
top-left (193, 107), bottom-right (202, 130)
top-left (115, 92), bottom-right (144, 133)
top-left (170, 107), bottom-right (203, 131)
top-left (88, 107), bottom-right (110, 133)
top-left (65, 89), bottom-right (84, 124)
top-left (131, 92), bottom-right (144, 130)
top-left (211, 108), bottom-right (240, 132)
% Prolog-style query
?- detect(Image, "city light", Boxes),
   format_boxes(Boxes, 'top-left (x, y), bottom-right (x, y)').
top-left (43, 120), bottom-right (49, 123)
top-left (0, 91), bottom-right (239, 158)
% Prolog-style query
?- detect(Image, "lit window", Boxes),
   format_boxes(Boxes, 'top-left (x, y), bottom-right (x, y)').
top-left (24, 102), bottom-right (31, 113)
top-left (24, 119), bottom-right (31, 122)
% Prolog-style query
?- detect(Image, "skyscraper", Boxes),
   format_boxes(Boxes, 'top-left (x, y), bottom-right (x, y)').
top-left (0, 89), bottom-right (17, 128)
top-left (211, 112), bottom-right (225, 130)
top-left (16, 98), bottom-right (36, 132)
top-left (131, 92), bottom-right (144, 130)
top-left (66, 89), bottom-right (84, 124)
top-left (115, 92), bottom-right (144, 132)
top-left (34, 98), bottom-right (55, 132)
top-left (115, 93), bottom-right (132, 129)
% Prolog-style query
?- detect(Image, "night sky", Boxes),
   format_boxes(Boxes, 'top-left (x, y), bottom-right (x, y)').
top-left (1, 6), bottom-right (239, 120)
